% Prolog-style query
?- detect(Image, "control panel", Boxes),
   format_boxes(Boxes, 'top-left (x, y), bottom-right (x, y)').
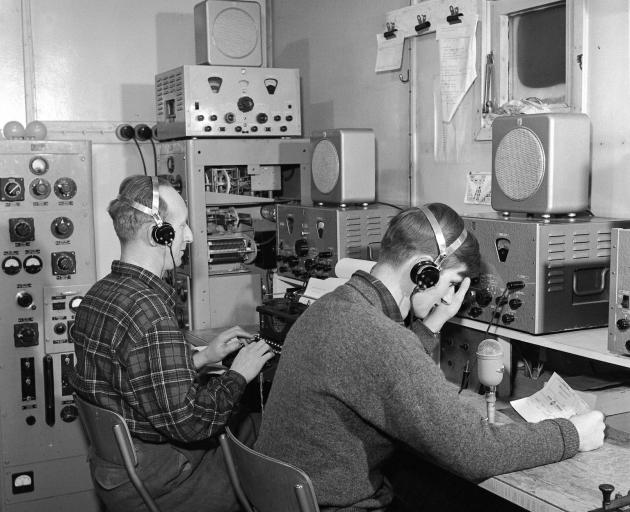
top-left (276, 204), bottom-right (397, 281)
top-left (0, 140), bottom-right (97, 510)
top-left (608, 228), bottom-right (630, 355)
top-left (458, 213), bottom-right (630, 335)
top-left (155, 65), bottom-right (301, 140)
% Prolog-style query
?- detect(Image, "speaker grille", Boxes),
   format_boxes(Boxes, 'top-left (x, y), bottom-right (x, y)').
top-left (495, 127), bottom-right (545, 200)
top-left (213, 7), bottom-right (259, 59)
top-left (312, 140), bottom-right (339, 194)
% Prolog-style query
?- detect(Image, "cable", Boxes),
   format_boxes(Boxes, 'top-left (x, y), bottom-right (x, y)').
top-left (133, 138), bottom-right (148, 176)
top-left (149, 138), bottom-right (158, 177)
top-left (375, 201), bottom-right (404, 211)
top-left (167, 244), bottom-right (176, 287)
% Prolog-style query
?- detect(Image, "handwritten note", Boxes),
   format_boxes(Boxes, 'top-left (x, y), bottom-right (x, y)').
top-left (510, 373), bottom-right (592, 423)
top-left (375, 33), bottom-right (405, 73)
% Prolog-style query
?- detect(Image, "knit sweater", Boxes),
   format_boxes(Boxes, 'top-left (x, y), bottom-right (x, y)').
top-left (255, 272), bottom-right (579, 511)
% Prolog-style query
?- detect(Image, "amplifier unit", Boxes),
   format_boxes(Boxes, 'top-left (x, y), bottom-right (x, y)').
top-left (608, 228), bottom-right (630, 355)
top-left (155, 65), bottom-right (301, 140)
top-left (276, 203), bottom-right (397, 281)
top-left (491, 113), bottom-right (591, 216)
top-left (458, 213), bottom-right (630, 335)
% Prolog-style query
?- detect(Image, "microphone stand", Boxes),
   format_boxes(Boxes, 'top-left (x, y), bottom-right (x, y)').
top-left (485, 385), bottom-right (497, 424)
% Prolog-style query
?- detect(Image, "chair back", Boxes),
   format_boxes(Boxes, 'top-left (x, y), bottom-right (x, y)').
top-left (74, 393), bottom-right (161, 512)
top-left (74, 393), bottom-right (137, 467)
top-left (220, 427), bottom-right (320, 512)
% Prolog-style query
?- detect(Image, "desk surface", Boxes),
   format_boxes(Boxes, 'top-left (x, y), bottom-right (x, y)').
top-left (450, 318), bottom-right (630, 369)
top-left (480, 440), bottom-right (630, 511)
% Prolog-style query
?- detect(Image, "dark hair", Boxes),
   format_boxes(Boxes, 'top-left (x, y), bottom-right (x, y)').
top-left (379, 203), bottom-right (480, 277)
top-left (107, 175), bottom-right (171, 243)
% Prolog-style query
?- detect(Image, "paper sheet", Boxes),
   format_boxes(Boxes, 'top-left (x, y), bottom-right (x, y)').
top-left (510, 372), bottom-right (592, 423)
top-left (436, 15), bottom-right (478, 122)
top-left (375, 33), bottom-right (405, 72)
top-left (300, 277), bottom-right (348, 305)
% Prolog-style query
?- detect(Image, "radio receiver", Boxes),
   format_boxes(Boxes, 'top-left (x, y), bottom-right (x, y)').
top-left (491, 113), bottom-right (591, 216)
top-left (310, 128), bottom-right (375, 206)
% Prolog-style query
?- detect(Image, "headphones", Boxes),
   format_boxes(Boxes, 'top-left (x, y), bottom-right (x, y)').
top-left (118, 176), bottom-right (175, 247)
top-left (409, 206), bottom-right (468, 290)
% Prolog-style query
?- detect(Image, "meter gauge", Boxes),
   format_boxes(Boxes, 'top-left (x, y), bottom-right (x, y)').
top-left (29, 156), bottom-right (49, 175)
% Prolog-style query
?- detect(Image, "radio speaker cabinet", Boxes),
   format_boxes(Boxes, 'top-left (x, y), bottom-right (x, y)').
top-left (491, 113), bottom-right (591, 215)
top-left (310, 128), bottom-right (375, 206)
top-left (194, 0), bottom-right (266, 67)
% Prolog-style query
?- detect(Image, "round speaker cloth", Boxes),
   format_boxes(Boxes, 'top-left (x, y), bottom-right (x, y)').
top-left (495, 127), bottom-right (545, 201)
top-left (213, 8), bottom-right (259, 59)
top-left (312, 139), bottom-right (340, 194)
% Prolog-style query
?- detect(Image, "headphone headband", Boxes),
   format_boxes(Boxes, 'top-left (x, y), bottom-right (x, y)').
top-left (118, 176), bottom-right (163, 226)
top-left (420, 205), bottom-right (467, 269)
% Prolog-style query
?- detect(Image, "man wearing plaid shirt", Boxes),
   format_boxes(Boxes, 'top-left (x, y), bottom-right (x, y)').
top-left (70, 175), bottom-right (273, 511)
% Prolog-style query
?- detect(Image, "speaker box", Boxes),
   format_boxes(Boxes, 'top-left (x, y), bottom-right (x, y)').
top-left (310, 128), bottom-right (375, 206)
top-left (194, 0), bottom-right (266, 67)
top-left (491, 113), bottom-right (591, 215)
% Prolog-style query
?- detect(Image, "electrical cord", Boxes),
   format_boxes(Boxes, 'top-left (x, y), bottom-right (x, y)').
top-left (149, 138), bottom-right (158, 177)
top-left (133, 137), bottom-right (148, 176)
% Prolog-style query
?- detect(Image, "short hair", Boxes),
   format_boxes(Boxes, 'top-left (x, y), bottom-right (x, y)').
top-left (107, 175), bottom-right (171, 243)
top-left (379, 203), bottom-right (480, 277)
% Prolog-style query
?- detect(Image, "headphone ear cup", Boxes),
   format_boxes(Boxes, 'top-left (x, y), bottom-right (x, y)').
top-left (152, 222), bottom-right (175, 246)
top-left (410, 261), bottom-right (441, 290)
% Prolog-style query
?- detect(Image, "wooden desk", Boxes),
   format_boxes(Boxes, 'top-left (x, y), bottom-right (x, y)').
top-left (480, 440), bottom-right (630, 511)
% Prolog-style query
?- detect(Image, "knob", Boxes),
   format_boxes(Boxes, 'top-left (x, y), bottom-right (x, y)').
top-left (16, 327), bottom-right (36, 345)
top-left (196, 115), bottom-right (205, 121)
top-left (54, 178), bottom-right (77, 199)
top-left (235, 126), bottom-right (242, 133)
top-left (13, 220), bottom-right (33, 239)
top-left (599, 484), bottom-right (614, 506)
top-left (318, 251), bottom-right (332, 258)
top-left (294, 239), bottom-right (309, 257)
top-left (25, 415), bottom-right (36, 426)
top-left (224, 112), bottom-right (235, 123)
top-left (468, 306), bottom-right (483, 318)
top-left (4, 180), bottom-right (23, 198)
top-left (204, 126), bottom-right (212, 132)
top-left (617, 318), bottom-right (630, 331)
top-left (210, 114), bottom-right (218, 121)
top-left (16, 292), bottom-right (34, 309)
top-left (57, 256), bottom-right (73, 271)
top-left (60, 405), bottom-right (78, 423)
top-left (51, 217), bottom-right (74, 239)
top-left (508, 298), bottom-right (523, 310)
top-left (256, 113), bottom-right (268, 124)
top-left (30, 178), bottom-right (51, 198)
top-left (250, 126), bottom-right (258, 132)
top-left (280, 126), bottom-right (288, 132)
top-left (502, 313), bottom-right (515, 324)
top-left (273, 115), bottom-right (281, 122)
top-left (54, 322), bottom-right (66, 335)
top-left (286, 115), bottom-right (293, 122)
top-left (476, 290), bottom-right (492, 307)
top-left (237, 96), bottom-right (254, 113)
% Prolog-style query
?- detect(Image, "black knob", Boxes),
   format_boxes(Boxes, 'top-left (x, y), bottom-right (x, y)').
top-left (204, 126), bottom-right (212, 132)
top-left (599, 483), bottom-right (614, 506)
top-left (250, 126), bottom-right (258, 132)
top-left (16, 292), bottom-right (34, 308)
top-left (256, 113), bottom-right (268, 124)
top-left (26, 415), bottom-right (36, 426)
top-left (318, 251), bottom-right (332, 258)
top-left (235, 126), bottom-right (242, 133)
top-left (54, 322), bottom-right (67, 335)
top-left (196, 115), bottom-right (204, 121)
top-left (280, 126), bottom-right (288, 132)
top-left (237, 96), bottom-right (254, 113)
top-left (14, 221), bottom-right (32, 238)
top-left (617, 318), bottom-right (630, 331)
top-left (210, 114), bottom-right (218, 121)
top-left (286, 115), bottom-right (293, 122)
top-left (273, 115), bottom-right (281, 122)
top-left (502, 313), bottom-right (515, 324)
top-left (468, 306), bottom-right (483, 318)
top-left (4, 181), bottom-right (22, 198)
top-left (225, 113), bottom-right (235, 123)
top-left (60, 405), bottom-right (78, 423)
top-left (508, 298), bottom-right (523, 310)
top-left (17, 327), bottom-right (36, 345)
top-left (476, 290), bottom-right (492, 307)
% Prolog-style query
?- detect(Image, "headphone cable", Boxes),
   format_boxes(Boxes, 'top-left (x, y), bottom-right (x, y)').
top-left (133, 138), bottom-right (148, 176)
top-left (149, 138), bottom-right (158, 177)
top-left (167, 244), bottom-right (176, 287)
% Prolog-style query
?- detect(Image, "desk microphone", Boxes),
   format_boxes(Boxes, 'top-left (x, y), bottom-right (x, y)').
top-left (476, 339), bottom-right (504, 423)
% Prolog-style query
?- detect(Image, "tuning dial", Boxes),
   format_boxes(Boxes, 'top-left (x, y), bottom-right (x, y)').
top-left (54, 178), bottom-right (77, 199)
top-left (237, 96), bottom-right (254, 113)
top-left (51, 217), bottom-right (74, 239)
top-left (30, 178), bottom-right (51, 199)
top-left (294, 239), bottom-right (309, 257)
top-left (16, 292), bottom-right (34, 309)
top-left (617, 318), bottom-right (630, 331)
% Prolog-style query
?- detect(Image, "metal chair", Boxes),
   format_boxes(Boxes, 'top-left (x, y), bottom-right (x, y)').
top-left (219, 427), bottom-right (320, 512)
top-left (73, 393), bottom-right (161, 512)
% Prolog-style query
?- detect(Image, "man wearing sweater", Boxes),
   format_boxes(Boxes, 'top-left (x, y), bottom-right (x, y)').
top-left (255, 203), bottom-right (605, 511)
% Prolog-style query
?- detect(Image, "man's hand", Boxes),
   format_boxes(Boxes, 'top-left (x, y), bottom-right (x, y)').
top-left (193, 326), bottom-right (255, 368)
top-left (229, 339), bottom-right (275, 383)
top-left (569, 410), bottom-right (605, 452)
top-left (421, 277), bottom-right (471, 334)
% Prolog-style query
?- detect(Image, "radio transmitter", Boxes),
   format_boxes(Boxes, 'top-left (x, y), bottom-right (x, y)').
top-left (155, 65), bottom-right (301, 140)
top-left (608, 228), bottom-right (630, 355)
top-left (276, 204), bottom-right (397, 281)
top-left (458, 213), bottom-right (630, 335)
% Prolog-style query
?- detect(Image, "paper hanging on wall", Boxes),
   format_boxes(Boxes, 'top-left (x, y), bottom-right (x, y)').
top-left (436, 15), bottom-right (478, 122)
top-left (375, 33), bottom-right (405, 73)
top-left (464, 171), bottom-right (492, 205)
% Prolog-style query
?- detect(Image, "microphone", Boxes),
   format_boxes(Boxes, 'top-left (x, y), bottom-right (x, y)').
top-left (476, 339), bottom-right (504, 423)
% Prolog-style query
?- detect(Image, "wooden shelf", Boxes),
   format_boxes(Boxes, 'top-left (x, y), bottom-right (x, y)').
top-left (449, 317), bottom-right (630, 369)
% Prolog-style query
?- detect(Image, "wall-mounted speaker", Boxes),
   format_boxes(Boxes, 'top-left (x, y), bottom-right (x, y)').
top-left (194, 0), bottom-right (267, 67)
top-left (310, 128), bottom-right (375, 206)
top-left (491, 113), bottom-right (591, 215)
